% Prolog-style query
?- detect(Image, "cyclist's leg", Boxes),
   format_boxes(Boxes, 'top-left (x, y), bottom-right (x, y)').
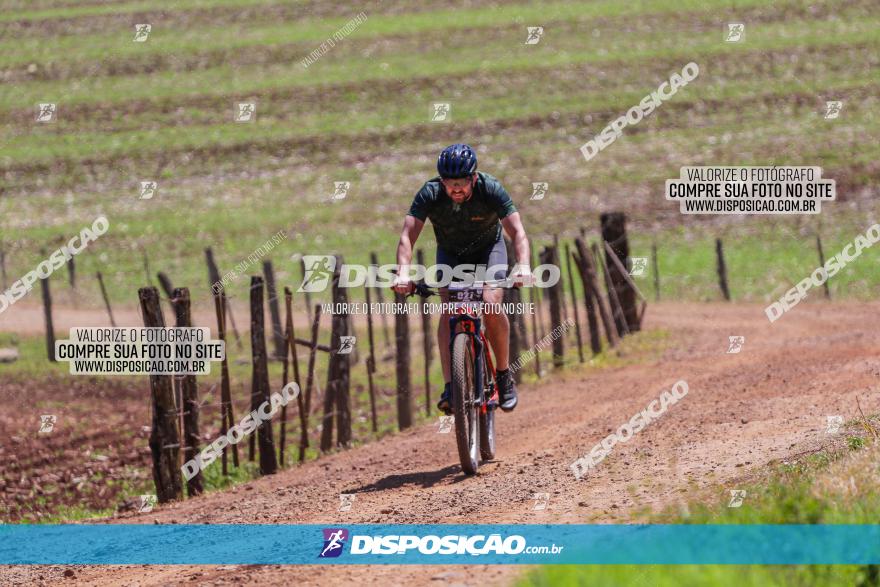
top-left (479, 237), bottom-right (510, 370)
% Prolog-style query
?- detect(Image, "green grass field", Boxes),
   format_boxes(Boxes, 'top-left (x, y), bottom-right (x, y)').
top-left (2, 0), bottom-right (878, 314)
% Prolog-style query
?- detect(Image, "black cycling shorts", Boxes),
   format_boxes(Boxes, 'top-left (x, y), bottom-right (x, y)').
top-left (435, 234), bottom-right (508, 282)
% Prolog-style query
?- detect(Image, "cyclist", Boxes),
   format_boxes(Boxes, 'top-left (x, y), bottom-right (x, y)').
top-left (391, 143), bottom-right (532, 415)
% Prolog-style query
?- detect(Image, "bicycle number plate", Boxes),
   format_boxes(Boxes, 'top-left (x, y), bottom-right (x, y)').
top-left (448, 283), bottom-right (482, 313)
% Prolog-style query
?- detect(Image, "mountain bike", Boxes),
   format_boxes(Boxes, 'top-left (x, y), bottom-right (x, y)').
top-left (410, 279), bottom-right (507, 475)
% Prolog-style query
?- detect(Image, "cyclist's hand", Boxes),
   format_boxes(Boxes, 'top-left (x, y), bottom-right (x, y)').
top-left (391, 275), bottom-right (413, 295)
top-left (509, 263), bottom-right (534, 287)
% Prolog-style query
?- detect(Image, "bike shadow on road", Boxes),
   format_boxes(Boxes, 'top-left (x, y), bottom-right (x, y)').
top-left (344, 464), bottom-right (468, 494)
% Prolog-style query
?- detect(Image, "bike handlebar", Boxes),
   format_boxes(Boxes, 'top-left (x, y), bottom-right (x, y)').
top-left (404, 278), bottom-right (522, 298)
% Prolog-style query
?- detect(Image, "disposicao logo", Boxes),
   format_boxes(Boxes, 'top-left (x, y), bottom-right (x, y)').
top-left (319, 528), bottom-right (349, 558)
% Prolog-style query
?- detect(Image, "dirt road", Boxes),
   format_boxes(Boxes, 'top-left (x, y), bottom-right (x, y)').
top-left (3, 301), bottom-right (879, 586)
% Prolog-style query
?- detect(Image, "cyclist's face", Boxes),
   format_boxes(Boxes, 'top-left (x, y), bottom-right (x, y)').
top-left (441, 174), bottom-right (475, 203)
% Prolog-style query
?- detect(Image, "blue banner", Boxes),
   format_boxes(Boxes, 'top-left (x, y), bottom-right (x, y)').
top-left (2, 524), bottom-right (880, 565)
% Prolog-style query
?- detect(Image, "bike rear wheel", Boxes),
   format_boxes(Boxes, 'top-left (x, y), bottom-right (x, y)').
top-left (479, 355), bottom-right (496, 461)
top-left (452, 333), bottom-right (479, 475)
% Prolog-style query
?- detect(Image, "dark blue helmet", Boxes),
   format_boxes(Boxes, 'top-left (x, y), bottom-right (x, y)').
top-left (437, 144), bottom-right (477, 178)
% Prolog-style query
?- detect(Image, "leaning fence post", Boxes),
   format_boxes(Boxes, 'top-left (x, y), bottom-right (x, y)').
top-left (816, 235), bottom-right (831, 299)
top-left (172, 287), bottom-right (203, 497)
top-left (40, 255), bottom-right (56, 362)
top-left (205, 247), bottom-right (243, 350)
top-left (604, 241), bottom-right (648, 329)
top-left (157, 271), bottom-right (175, 314)
top-left (651, 242), bottom-right (660, 302)
top-left (578, 239), bottom-right (619, 346)
top-left (715, 238), bottom-right (731, 301)
top-left (564, 243), bottom-right (584, 363)
top-left (283, 287), bottom-right (307, 467)
top-left (140, 245), bottom-right (153, 287)
top-left (96, 271), bottom-right (117, 327)
top-left (249, 276), bottom-right (278, 475)
top-left (0, 246), bottom-right (7, 291)
top-left (262, 260), bottom-right (286, 360)
top-left (299, 258), bottom-right (313, 324)
top-left (213, 288), bottom-right (238, 472)
top-left (394, 291), bottom-right (413, 430)
top-left (594, 241), bottom-right (629, 337)
top-left (601, 212), bottom-right (639, 332)
top-left (302, 305), bottom-right (322, 461)
top-left (139, 286), bottom-right (183, 503)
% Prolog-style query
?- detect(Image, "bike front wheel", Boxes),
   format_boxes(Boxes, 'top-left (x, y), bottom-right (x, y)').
top-left (452, 333), bottom-right (479, 475)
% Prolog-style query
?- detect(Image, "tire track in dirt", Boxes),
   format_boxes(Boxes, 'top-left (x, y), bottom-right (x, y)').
top-left (3, 301), bottom-right (878, 585)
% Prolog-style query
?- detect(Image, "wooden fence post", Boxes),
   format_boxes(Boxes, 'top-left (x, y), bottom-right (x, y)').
top-left (139, 286), bottom-right (183, 503)
top-left (601, 212), bottom-right (639, 332)
top-left (652, 242), bottom-right (660, 302)
top-left (320, 267), bottom-right (339, 453)
top-left (594, 241), bottom-right (629, 337)
top-left (715, 238), bottom-right (731, 301)
top-left (283, 287), bottom-right (307, 467)
top-left (553, 233), bottom-right (569, 326)
top-left (66, 256), bottom-right (76, 291)
top-left (205, 248), bottom-right (242, 350)
top-left (324, 256), bottom-right (352, 450)
top-left (249, 276), bottom-right (278, 475)
top-left (172, 287), bottom-right (203, 496)
top-left (213, 289), bottom-right (238, 472)
top-left (604, 241), bottom-right (648, 328)
top-left (299, 258), bottom-right (313, 324)
top-left (564, 243), bottom-right (585, 363)
top-left (0, 246), bottom-right (7, 291)
top-left (539, 245), bottom-right (564, 368)
top-left (576, 238), bottom-right (618, 348)
top-left (816, 235), bottom-right (831, 299)
top-left (40, 259), bottom-right (56, 362)
top-left (280, 311), bottom-right (290, 467)
top-left (364, 285), bottom-right (379, 432)
top-left (370, 252), bottom-right (392, 349)
top-left (157, 271), bottom-right (175, 314)
top-left (571, 247), bottom-right (602, 354)
top-left (416, 249), bottom-right (433, 414)
top-left (96, 271), bottom-right (116, 327)
top-left (394, 291), bottom-right (412, 430)
top-left (262, 260), bottom-right (286, 360)
top-left (140, 245), bottom-right (153, 287)
top-left (302, 305), bottom-right (321, 461)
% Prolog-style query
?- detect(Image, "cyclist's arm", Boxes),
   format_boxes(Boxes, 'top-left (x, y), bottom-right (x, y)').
top-left (394, 215), bottom-right (424, 290)
top-left (501, 212), bottom-right (530, 266)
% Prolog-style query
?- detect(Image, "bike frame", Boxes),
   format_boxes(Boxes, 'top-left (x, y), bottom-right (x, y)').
top-left (448, 310), bottom-right (498, 413)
